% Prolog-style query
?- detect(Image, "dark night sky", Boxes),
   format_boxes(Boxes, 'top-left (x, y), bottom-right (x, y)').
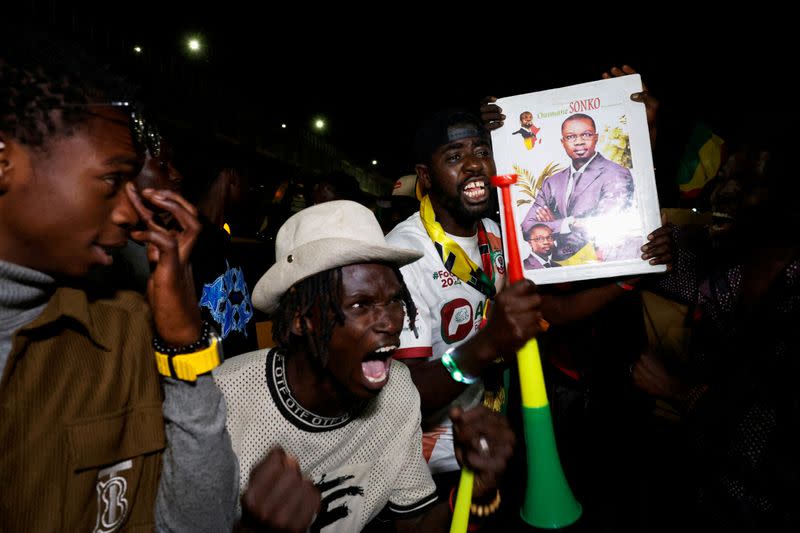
top-left (11, 3), bottom-right (786, 191)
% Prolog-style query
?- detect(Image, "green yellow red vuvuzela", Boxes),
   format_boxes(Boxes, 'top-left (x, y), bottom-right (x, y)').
top-left (449, 174), bottom-right (582, 532)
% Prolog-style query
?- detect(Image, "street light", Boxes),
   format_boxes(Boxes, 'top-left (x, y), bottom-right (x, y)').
top-left (187, 38), bottom-right (202, 53)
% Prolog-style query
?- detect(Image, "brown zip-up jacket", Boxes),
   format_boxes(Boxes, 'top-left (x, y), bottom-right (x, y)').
top-left (0, 287), bottom-right (165, 532)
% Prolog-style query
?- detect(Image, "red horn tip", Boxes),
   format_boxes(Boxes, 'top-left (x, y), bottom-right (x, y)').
top-left (491, 174), bottom-right (518, 187)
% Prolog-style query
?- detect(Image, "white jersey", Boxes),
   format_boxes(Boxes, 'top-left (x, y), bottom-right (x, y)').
top-left (385, 212), bottom-right (505, 473)
top-left (213, 349), bottom-right (437, 532)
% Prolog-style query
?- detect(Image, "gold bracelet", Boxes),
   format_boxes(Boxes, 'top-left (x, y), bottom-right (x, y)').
top-left (482, 388), bottom-right (505, 413)
top-left (470, 489), bottom-right (501, 517)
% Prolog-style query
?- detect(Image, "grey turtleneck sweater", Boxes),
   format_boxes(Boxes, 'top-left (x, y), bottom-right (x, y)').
top-left (0, 260), bottom-right (54, 372)
top-left (0, 259), bottom-right (238, 531)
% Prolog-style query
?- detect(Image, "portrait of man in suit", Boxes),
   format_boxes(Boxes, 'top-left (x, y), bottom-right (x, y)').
top-left (523, 224), bottom-right (560, 269)
top-left (520, 113), bottom-right (634, 261)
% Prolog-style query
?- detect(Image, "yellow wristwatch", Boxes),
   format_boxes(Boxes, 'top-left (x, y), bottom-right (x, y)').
top-left (155, 327), bottom-right (223, 382)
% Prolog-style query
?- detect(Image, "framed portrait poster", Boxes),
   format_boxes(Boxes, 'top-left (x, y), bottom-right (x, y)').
top-left (491, 74), bottom-right (666, 284)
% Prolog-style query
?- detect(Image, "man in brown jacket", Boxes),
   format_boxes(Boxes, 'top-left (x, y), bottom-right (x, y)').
top-left (0, 32), bottom-right (237, 531)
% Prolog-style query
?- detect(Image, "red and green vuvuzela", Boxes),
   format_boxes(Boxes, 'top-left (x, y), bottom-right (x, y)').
top-left (495, 174), bottom-right (581, 529)
top-left (451, 174), bottom-right (582, 531)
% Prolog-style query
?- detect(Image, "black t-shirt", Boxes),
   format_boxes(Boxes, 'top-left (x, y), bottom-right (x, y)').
top-left (191, 218), bottom-right (258, 358)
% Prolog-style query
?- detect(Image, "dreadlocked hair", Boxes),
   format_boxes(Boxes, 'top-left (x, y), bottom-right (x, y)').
top-left (272, 267), bottom-right (346, 368)
top-left (271, 265), bottom-right (418, 368)
top-left (0, 28), bottom-right (134, 148)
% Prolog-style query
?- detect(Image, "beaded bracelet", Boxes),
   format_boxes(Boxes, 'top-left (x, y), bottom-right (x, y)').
top-left (470, 489), bottom-right (501, 517)
top-left (152, 321), bottom-right (212, 355)
top-left (448, 486), bottom-right (502, 518)
top-left (441, 348), bottom-right (479, 384)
